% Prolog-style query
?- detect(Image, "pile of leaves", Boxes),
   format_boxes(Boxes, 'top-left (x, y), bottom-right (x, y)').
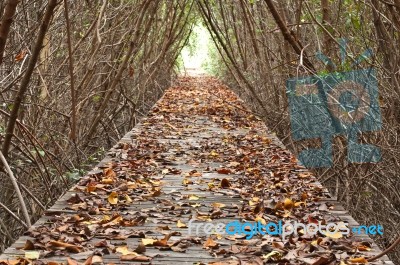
top-left (0, 77), bottom-right (383, 265)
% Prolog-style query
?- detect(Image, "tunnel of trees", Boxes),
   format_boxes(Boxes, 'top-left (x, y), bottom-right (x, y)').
top-left (0, 0), bottom-right (399, 261)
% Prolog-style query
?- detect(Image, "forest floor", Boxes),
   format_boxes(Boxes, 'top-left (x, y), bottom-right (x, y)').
top-left (0, 77), bottom-right (393, 264)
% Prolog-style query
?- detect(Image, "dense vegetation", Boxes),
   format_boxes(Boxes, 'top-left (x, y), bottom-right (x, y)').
top-left (0, 0), bottom-right (399, 261)
top-left (198, 0), bottom-right (400, 261)
top-left (0, 0), bottom-right (195, 252)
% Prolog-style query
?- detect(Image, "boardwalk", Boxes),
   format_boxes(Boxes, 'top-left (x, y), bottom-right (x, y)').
top-left (0, 77), bottom-right (393, 264)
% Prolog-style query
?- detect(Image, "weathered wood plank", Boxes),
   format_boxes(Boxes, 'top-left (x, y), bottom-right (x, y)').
top-left (0, 77), bottom-right (393, 264)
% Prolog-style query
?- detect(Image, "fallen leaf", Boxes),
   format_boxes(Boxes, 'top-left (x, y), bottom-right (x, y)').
top-left (211, 202), bottom-right (226, 208)
top-left (357, 245), bottom-right (372, 251)
top-left (108, 191), bottom-right (118, 205)
top-left (67, 258), bottom-right (79, 265)
top-left (84, 255), bottom-right (103, 265)
top-left (203, 237), bottom-right (218, 249)
top-left (210, 150), bottom-right (219, 157)
top-left (263, 250), bottom-right (283, 261)
top-left (134, 243), bottom-right (146, 254)
top-left (217, 168), bottom-right (231, 174)
top-left (24, 251), bottom-right (39, 260)
top-left (220, 178), bottom-right (231, 188)
top-left (0, 260), bottom-right (23, 265)
top-left (120, 255), bottom-right (151, 261)
top-left (48, 240), bottom-right (82, 253)
top-left (101, 178), bottom-right (114, 184)
top-left (325, 231), bottom-right (343, 239)
top-left (22, 240), bottom-right (35, 250)
top-left (283, 198), bottom-right (294, 210)
top-left (104, 168), bottom-right (116, 178)
top-left (129, 66), bottom-right (134, 77)
top-left (15, 50), bottom-right (27, 62)
top-left (154, 233), bottom-right (172, 247)
top-left (177, 220), bottom-right (187, 228)
top-left (349, 257), bottom-right (368, 263)
top-left (86, 183), bottom-right (97, 192)
top-left (189, 195), bottom-right (200, 200)
top-left (142, 238), bottom-right (157, 246)
top-left (124, 194), bottom-right (132, 203)
top-left (116, 246), bottom-right (137, 256)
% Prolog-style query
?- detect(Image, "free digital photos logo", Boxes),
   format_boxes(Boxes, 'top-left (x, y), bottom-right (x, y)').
top-left (286, 39), bottom-right (382, 168)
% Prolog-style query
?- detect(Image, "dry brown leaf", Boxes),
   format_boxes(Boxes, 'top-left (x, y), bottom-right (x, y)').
top-left (357, 245), bottom-right (372, 251)
top-left (220, 178), bottom-right (231, 188)
top-left (211, 202), bottom-right (226, 208)
top-left (116, 246), bottom-right (137, 256)
top-left (0, 260), bottom-right (24, 265)
top-left (15, 50), bottom-right (27, 62)
top-left (283, 198), bottom-right (294, 210)
top-left (120, 255), bottom-right (151, 261)
top-left (108, 191), bottom-right (118, 205)
top-left (203, 237), bottom-right (218, 249)
top-left (67, 258), bottom-right (79, 265)
top-left (151, 189), bottom-right (162, 197)
top-left (189, 195), bottom-right (200, 200)
top-left (104, 168), bottom-right (116, 178)
top-left (134, 243), bottom-right (146, 254)
top-left (217, 168), bottom-right (231, 174)
top-left (84, 255), bottom-right (103, 265)
top-left (141, 238), bottom-right (157, 246)
top-left (86, 184), bottom-right (97, 192)
top-left (22, 240), bottom-right (35, 250)
top-left (177, 220), bottom-right (187, 228)
top-left (124, 194), bottom-right (132, 203)
top-left (154, 233), bottom-right (172, 247)
top-left (349, 257), bottom-right (368, 263)
top-left (48, 240), bottom-right (82, 253)
top-left (101, 178), bottom-right (114, 184)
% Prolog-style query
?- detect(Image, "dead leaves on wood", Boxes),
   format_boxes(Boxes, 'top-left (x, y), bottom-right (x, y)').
top-left (6, 77), bottom-right (380, 264)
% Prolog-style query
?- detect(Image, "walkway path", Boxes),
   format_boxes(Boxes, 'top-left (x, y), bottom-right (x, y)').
top-left (0, 77), bottom-right (393, 264)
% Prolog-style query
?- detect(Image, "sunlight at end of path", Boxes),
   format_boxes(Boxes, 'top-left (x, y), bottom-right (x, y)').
top-left (180, 24), bottom-right (211, 75)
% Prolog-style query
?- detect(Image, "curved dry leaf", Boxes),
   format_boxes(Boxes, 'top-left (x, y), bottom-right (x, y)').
top-left (141, 238), bottom-right (156, 246)
top-left (220, 178), bottom-right (231, 188)
top-left (134, 243), bottom-right (146, 254)
top-left (104, 168), bottom-right (116, 178)
top-left (21, 240), bottom-right (35, 250)
top-left (349, 257), bottom-right (368, 263)
top-left (116, 246), bottom-right (137, 256)
top-left (189, 195), bottom-right (200, 200)
top-left (283, 198), bottom-right (294, 210)
top-left (177, 220), bottom-right (187, 228)
top-left (67, 257), bottom-right (79, 265)
top-left (108, 191), bottom-right (118, 205)
top-left (120, 255), bottom-right (151, 262)
top-left (203, 237), bottom-right (218, 249)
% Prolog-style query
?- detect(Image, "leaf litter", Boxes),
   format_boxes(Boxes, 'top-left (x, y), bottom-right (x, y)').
top-left (0, 77), bottom-right (384, 264)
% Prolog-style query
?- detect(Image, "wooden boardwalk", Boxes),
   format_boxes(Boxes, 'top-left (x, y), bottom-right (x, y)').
top-left (0, 77), bottom-right (394, 264)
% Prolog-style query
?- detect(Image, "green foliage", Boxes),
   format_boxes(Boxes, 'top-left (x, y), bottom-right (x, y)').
top-left (65, 168), bottom-right (86, 181)
top-left (92, 95), bottom-right (101, 102)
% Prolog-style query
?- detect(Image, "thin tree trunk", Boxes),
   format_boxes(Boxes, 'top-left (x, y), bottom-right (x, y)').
top-left (1, 0), bottom-right (58, 158)
top-left (0, 0), bottom-right (20, 64)
top-left (84, 0), bottom-right (152, 142)
top-left (321, 0), bottom-right (334, 71)
top-left (263, 0), bottom-right (315, 72)
top-left (0, 151), bottom-right (31, 227)
top-left (63, 0), bottom-right (77, 142)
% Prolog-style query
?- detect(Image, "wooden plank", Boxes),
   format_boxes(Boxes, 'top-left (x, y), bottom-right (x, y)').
top-left (0, 77), bottom-right (393, 264)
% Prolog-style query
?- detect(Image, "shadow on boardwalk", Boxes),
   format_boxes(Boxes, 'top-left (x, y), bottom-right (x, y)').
top-left (0, 77), bottom-right (393, 264)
